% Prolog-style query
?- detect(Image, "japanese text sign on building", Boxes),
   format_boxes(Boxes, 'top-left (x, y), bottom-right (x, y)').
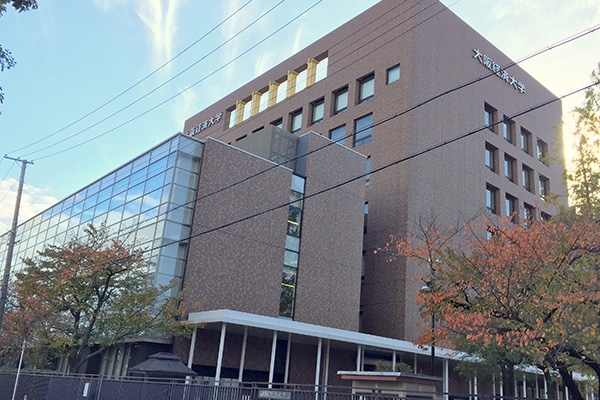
top-left (473, 49), bottom-right (526, 94)
top-left (185, 112), bottom-right (223, 136)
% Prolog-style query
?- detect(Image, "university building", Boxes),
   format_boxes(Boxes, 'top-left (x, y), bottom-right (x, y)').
top-left (0, 0), bottom-right (567, 395)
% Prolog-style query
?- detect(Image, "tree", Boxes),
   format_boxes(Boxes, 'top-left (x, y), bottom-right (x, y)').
top-left (382, 216), bottom-right (600, 399)
top-left (565, 63), bottom-right (600, 219)
top-left (0, 224), bottom-right (194, 373)
top-left (0, 0), bottom-right (38, 106)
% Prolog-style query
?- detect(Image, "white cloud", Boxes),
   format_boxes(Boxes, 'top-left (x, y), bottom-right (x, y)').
top-left (136, 0), bottom-right (180, 68)
top-left (0, 178), bottom-right (58, 236)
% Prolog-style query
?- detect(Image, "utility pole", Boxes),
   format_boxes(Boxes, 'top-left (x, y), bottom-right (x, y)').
top-left (0, 156), bottom-right (33, 331)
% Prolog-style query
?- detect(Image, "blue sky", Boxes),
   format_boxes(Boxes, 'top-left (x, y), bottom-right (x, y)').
top-left (0, 0), bottom-right (599, 234)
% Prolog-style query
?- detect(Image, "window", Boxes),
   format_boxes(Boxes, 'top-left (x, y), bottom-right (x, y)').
top-left (541, 212), bottom-right (552, 221)
top-left (502, 117), bottom-right (514, 143)
top-left (486, 185), bottom-right (498, 214)
top-left (329, 125), bottom-right (346, 145)
top-left (539, 175), bottom-right (549, 199)
top-left (363, 202), bottom-right (369, 234)
top-left (311, 98), bottom-right (324, 124)
top-left (505, 194), bottom-right (517, 220)
top-left (485, 143), bottom-right (497, 172)
top-left (504, 155), bottom-right (515, 182)
top-left (484, 104), bottom-right (496, 132)
top-left (359, 73), bottom-right (375, 103)
top-left (522, 165), bottom-right (533, 192)
top-left (520, 128), bottom-right (531, 154)
top-left (523, 203), bottom-right (534, 225)
top-left (354, 114), bottom-right (373, 147)
top-left (333, 86), bottom-right (348, 114)
top-left (290, 109), bottom-right (302, 133)
top-left (386, 65), bottom-right (400, 84)
top-left (365, 156), bottom-right (371, 185)
top-left (271, 118), bottom-right (283, 129)
top-left (537, 139), bottom-right (548, 164)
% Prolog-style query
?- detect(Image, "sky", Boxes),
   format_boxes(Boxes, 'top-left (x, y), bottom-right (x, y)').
top-left (0, 0), bottom-right (599, 235)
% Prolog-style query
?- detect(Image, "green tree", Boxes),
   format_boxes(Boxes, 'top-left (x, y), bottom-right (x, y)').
top-left (0, 224), bottom-right (194, 372)
top-left (565, 63), bottom-right (600, 219)
top-left (0, 0), bottom-right (38, 106)
top-left (383, 216), bottom-right (600, 399)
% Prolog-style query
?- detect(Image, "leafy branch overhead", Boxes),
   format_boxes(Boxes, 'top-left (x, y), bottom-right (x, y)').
top-left (0, 224), bottom-right (197, 373)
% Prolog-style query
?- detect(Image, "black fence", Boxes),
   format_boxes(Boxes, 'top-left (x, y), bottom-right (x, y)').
top-left (0, 372), bottom-right (548, 400)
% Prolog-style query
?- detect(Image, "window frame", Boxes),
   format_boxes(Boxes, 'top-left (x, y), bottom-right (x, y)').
top-left (486, 184), bottom-right (498, 214)
top-left (358, 73), bottom-right (375, 103)
top-left (520, 128), bottom-right (532, 154)
top-left (504, 154), bottom-right (515, 182)
top-left (329, 125), bottom-right (346, 145)
top-left (311, 98), bottom-right (325, 124)
top-left (485, 143), bottom-right (497, 172)
top-left (354, 114), bottom-right (373, 147)
top-left (290, 109), bottom-right (302, 133)
top-left (484, 104), bottom-right (496, 133)
top-left (333, 86), bottom-right (349, 114)
top-left (386, 65), bottom-right (400, 84)
top-left (502, 116), bottom-right (514, 143)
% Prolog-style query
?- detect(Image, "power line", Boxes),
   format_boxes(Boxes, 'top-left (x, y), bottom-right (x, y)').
top-left (8, 0), bottom-right (255, 155)
top-left (22, 0), bottom-right (323, 161)
top-left (137, 81), bottom-right (600, 257)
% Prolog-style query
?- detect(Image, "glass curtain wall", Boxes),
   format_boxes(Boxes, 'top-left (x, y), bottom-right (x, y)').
top-left (0, 134), bottom-right (203, 297)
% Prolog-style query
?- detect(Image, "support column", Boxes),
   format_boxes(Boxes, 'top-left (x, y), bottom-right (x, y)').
top-left (523, 377), bottom-right (527, 398)
top-left (215, 322), bottom-right (227, 386)
top-left (238, 326), bottom-right (248, 382)
top-left (306, 59), bottom-right (319, 87)
top-left (268, 81), bottom-right (280, 107)
top-left (315, 338), bottom-right (323, 392)
top-left (323, 340), bottom-right (330, 388)
top-left (187, 326), bottom-right (197, 368)
top-left (284, 333), bottom-right (292, 384)
top-left (474, 375), bottom-right (478, 398)
top-left (251, 91), bottom-right (262, 117)
top-left (443, 359), bottom-right (449, 400)
top-left (392, 351), bottom-right (396, 372)
top-left (544, 375), bottom-right (548, 399)
top-left (234, 100), bottom-right (246, 125)
top-left (286, 70), bottom-right (299, 98)
top-left (356, 345), bottom-right (362, 371)
top-left (269, 330), bottom-right (278, 388)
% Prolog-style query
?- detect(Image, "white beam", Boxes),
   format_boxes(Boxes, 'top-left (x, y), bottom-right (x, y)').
top-left (215, 322), bottom-right (227, 386)
top-left (238, 326), bottom-right (248, 382)
top-left (268, 330), bottom-right (278, 388)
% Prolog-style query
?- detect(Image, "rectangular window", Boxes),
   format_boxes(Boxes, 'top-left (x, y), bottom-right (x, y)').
top-left (523, 203), bottom-right (534, 225)
top-left (333, 86), bottom-right (348, 114)
top-left (539, 175), bottom-right (549, 199)
top-left (359, 73), bottom-right (375, 103)
top-left (522, 165), bottom-right (532, 192)
top-left (537, 139), bottom-right (548, 164)
top-left (486, 184), bottom-right (498, 214)
top-left (541, 212), bottom-right (552, 221)
top-left (502, 117), bottom-right (514, 143)
top-left (311, 98), bottom-right (324, 124)
top-left (290, 109), bottom-right (302, 133)
top-left (363, 202), bottom-right (368, 234)
top-left (504, 155), bottom-right (515, 182)
top-left (484, 104), bottom-right (496, 132)
top-left (386, 65), bottom-right (400, 84)
top-left (329, 125), bottom-right (346, 145)
top-left (354, 114), bottom-right (373, 147)
top-left (485, 143), bottom-right (497, 172)
top-left (271, 118), bottom-right (283, 129)
top-left (520, 128), bottom-right (531, 154)
top-left (505, 194), bottom-right (517, 220)
top-left (365, 156), bottom-right (371, 185)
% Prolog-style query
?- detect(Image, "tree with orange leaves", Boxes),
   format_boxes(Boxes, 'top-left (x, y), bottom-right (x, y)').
top-left (0, 224), bottom-right (194, 373)
top-left (383, 215), bottom-right (600, 400)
